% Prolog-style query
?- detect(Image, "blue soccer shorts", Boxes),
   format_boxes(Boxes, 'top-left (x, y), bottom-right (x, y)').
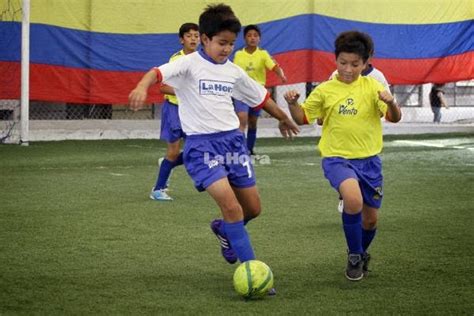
top-left (183, 129), bottom-right (256, 192)
top-left (233, 99), bottom-right (262, 117)
top-left (160, 100), bottom-right (185, 143)
top-left (322, 156), bottom-right (384, 209)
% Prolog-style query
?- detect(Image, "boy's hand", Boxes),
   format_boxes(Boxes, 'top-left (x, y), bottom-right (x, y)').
top-left (278, 118), bottom-right (300, 139)
top-left (378, 90), bottom-right (395, 106)
top-left (284, 90), bottom-right (300, 105)
top-left (128, 86), bottom-right (148, 111)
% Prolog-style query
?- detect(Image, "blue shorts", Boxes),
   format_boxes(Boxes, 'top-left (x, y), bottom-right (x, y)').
top-left (160, 100), bottom-right (185, 143)
top-left (233, 99), bottom-right (261, 117)
top-left (322, 156), bottom-right (384, 208)
top-left (183, 129), bottom-right (256, 192)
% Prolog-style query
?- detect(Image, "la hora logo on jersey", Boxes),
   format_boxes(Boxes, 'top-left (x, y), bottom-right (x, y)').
top-left (199, 79), bottom-right (233, 96)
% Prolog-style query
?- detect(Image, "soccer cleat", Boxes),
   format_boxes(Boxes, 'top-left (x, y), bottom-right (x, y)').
top-left (210, 219), bottom-right (238, 264)
top-left (149, 188), bottom-right (173, 201)
top-left (362, 252), bottom-right (371, 276)
top-left (337, 197), bottom-right (344, 213)
top-left (345, 253), bottom-right (364, 281)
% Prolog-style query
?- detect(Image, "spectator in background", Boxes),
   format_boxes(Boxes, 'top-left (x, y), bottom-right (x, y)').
top-left (429, 83), bottom-right (449, 123)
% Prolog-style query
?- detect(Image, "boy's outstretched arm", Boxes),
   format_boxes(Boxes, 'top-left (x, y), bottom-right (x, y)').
top-left (128, 69), bottom-right (160, 111)
top-left (284, 90), bottom-right (306, 125)
top-left (273, 65), bottom-right (287, 84)
top-left (378, 90), bottom-right (402, 123)
top-left (262, 98), bottom-right (300, 139)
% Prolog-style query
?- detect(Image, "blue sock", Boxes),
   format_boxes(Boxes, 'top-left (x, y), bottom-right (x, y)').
top-left (174, 152), bottom-right (184, 167)
top-left (362, 228), bottom-right (377, 252)
top-left (154, 158), bottom-right (174, 190)
top-left (247, 128), bottom-right (257, 153)
top-left (342, 211), bottom-right (363, 254)
top-left (223, 220), bottom-right (255, 262)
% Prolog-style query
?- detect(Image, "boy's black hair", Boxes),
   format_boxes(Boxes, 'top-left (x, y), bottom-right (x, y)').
top-left (179, 23), bottom-right (199, 38)
top-left (199, 3), bottom-right (241, 39)
top-left (243, 24), bottom-right (261, 37)
top-left (334, 31), bottom-right (374, 62)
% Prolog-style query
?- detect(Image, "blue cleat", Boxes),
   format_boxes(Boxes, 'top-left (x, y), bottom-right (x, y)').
top-left (210, 219), bottom-right (238, 264)
top-left (150, 188), bottom-right (173, 201)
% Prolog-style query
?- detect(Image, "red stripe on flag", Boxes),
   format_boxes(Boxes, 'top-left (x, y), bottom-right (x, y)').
top-left (0, 62), bottom-right (164, 104)
top-left (2, 51), bottom-right (472, 103)
top-left (266, 50), bottom-right (474, 86)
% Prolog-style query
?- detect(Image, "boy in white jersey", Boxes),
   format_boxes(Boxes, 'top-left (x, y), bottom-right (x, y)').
top-left (233, 24), bottom-right (287, 155)
top-left (129, 4), bottom-right (299, 286)
top-left (150, 22), bottom-right (199, 202)
top-left (284, 31), bottom-right (401, 281)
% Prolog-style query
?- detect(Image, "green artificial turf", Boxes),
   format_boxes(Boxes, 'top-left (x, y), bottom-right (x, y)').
top-left (0, 134), bottom-right (473, 315)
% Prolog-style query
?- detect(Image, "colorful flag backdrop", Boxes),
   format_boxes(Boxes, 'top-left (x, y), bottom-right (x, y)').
top-left (0, 0), bottom-right (473, 104)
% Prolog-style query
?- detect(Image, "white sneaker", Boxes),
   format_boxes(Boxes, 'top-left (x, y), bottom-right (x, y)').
top-left (150, 188), bottom-right (173, 201)
top-left (337, 199), bottom-right (344, 213)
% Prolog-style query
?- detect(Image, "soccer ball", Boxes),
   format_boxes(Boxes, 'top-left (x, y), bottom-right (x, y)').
top-left (233, 260), bottom-right (274, 299)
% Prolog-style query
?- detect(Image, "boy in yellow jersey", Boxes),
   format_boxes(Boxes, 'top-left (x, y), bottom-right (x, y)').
top-left (284, 31), bottom-right (401, 281)
top-left (233, 24), bottom-right (287, 155)
top-left (150, 23), bottom-right (199, 201)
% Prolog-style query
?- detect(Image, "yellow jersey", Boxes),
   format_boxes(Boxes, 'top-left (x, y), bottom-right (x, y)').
top-left (233, 47), bottom-right (276, 85)
top-left (164, 49), bottom-right (185, 105)
top-left (302, 76), bottom-right (388, 159)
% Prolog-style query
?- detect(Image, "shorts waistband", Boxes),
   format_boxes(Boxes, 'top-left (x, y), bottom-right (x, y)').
top-left (186, 129), bottom-right (241, 141)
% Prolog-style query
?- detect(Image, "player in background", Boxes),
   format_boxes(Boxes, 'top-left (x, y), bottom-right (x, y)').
top-left (129, 4), bottom-right (299, 287)
top-left (284, 31), bottom-right (401, 281)
top-left (150, 23), bottom-right (200, 201)
top-left (233, 24), bottom-right (287, 155)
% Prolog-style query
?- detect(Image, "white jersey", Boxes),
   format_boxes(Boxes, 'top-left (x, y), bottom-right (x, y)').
top-left (330, 65), bottom-right (391, 92)
top-left (156, 50), bottom-right (268, 135)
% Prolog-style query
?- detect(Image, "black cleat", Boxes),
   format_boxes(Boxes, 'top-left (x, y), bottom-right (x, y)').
top-left (345, 253), bottom-right (364, 281)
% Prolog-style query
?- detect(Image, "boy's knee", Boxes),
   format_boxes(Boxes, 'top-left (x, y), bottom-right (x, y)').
top-left (363, 219), bottom-right (377, 230)
top-left (245, 206), bottom-right (261, 219)
top-left (222, 201), bottom-right (243, 215)
top-left (343, 196), bottom-right (363, 213)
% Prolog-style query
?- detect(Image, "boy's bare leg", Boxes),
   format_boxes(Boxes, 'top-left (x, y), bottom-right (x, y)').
top-left (232, 185), bottom-right (261, 220)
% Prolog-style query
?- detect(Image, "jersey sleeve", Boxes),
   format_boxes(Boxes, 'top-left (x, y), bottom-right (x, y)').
top-left (157, 56), bottom-right (189, 89)
top-left (301, 87), bottom-right (323, 124)
top-left (262, 50), bottom-right (277, 70)
top-left (232, 67), bottom-right (268, 107)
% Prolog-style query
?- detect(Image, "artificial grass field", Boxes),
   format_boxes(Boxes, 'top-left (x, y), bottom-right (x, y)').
top-left (1, 134), bottom-right (473, 315)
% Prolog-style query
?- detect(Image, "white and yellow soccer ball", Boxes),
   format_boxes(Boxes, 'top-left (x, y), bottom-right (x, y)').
top-left (233, 260), bottom-right (274, 299)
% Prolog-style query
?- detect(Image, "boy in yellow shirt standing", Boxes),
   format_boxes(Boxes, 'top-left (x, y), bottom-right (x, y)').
top-left (233, 25), bottom-right (287, 155)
